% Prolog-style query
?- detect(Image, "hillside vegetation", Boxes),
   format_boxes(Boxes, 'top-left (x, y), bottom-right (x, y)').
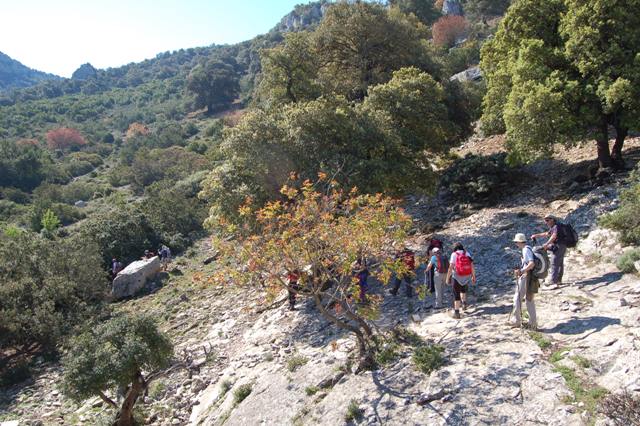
top-left (1, 1), bottom-right (640, 425)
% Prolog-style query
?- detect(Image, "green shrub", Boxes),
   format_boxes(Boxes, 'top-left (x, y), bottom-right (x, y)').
top-left (616, 249), bottom-right (640, 273)
top-left (0, 232), bottom-right (108, 356)
top-left (440, 153), bottom-right (518, 202)
top-left (601, 181), bottom-right (640, 245)
top-left (80, 205), bottom-right (160, 266)
top-left (344, 399), bottom-right (363, 422)
top-left (305, 386), bottom-right (320, 396)
top-left (287, 355), bottom-right (309, 372)
top-left (68, 152), bottom-right (103, 167)
top-left (63, 159), bottom-right (94, 177)
top-left (220, 379), bottom-right (233, 397)
top-left (0, 360), bottom-right (31, 387)
top-left (233, 383), bottom-right (253, 405)
top-left (108, 165), bottom-right (134, 187)
top-left (529, 331), bottom-right (552, 349)
top-left (374, 342), bottom-right (400, 366)
top-left (0, 187), bottom-right (30, 204)
top-left (413, 344), bottom-right (445, 374)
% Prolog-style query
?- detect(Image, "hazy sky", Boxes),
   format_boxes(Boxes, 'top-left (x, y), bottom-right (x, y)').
top-left (1, 0), bottom-right (308, 77)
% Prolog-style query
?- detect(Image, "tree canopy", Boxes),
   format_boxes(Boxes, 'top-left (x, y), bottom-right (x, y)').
top-left (212, 177), bottom-right (412, 367)
top-left (62, 314), bottom-right (173, 426)
top-left (0, 232), bottom-right (107, 358)
top-left (481, 0), bottom-right (640, 169)
top-left (187, 59), bottom-right (240, 113)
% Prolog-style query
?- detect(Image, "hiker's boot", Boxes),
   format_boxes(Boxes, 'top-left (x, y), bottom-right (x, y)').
top-left (462, 302), bottom-right (468, 311)
top-left (450, 310), bottom-right (461, 319)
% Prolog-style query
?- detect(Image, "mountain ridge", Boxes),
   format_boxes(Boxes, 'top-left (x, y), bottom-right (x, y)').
top-left (0, 51), bottom-right (61, 91)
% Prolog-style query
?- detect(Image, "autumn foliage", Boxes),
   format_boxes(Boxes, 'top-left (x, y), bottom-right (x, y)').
top-left (432, 15), bottom-right (468, 47)
top-left (45, 127), bottom-right (87, 151)
top-left (211, 174), bottom-right (413, 364)
top-left (125, 122), bottom-right (151, 139)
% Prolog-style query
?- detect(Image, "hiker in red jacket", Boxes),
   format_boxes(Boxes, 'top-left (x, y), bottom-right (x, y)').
top-left (390, 247), bottom-right (416, 298)
top-left (446, 242), bottom-right (476, 319)
top-left (287, 270), bottom-right (301, 311)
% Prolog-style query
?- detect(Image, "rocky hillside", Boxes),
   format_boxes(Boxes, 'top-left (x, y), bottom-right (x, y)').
top-left (0, 52), bottom-right (60, 91)
top-left (2, 137), bottom-right (639, 425)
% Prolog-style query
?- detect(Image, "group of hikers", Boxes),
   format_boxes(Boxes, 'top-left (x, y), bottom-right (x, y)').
top-left (286, 213), bottom-right (575, 332)
top-left (110, 244), bottom-right (172, 281)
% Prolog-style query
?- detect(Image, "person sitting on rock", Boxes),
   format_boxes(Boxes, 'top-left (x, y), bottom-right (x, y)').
top-left (446, 242), bottom-right (476, 319)
top-left (531, 214), bottom-right (565, 288)
top-left (390, 247), bottom-right (416, 298)
top-left (510, 233), bottom-right (538, 330)
top-left (425, 247), bottom-right (447, 310)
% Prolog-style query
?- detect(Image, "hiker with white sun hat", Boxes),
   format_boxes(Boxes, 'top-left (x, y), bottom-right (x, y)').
top-left (509, 233), bottom-right (539, 330)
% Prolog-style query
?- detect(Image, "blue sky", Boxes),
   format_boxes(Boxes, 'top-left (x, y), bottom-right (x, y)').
top-left (1, 0), bottom-right (309, 77)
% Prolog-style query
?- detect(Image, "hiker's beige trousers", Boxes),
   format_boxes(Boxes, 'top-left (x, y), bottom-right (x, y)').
top-left (513, 274), bottom-right (537, 327)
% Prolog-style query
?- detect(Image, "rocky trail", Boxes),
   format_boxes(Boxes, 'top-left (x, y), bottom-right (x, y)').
top-left (2, 140), bottom-right (640, 425)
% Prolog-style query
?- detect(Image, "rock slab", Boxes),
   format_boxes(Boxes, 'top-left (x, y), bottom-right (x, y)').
top-left (112, 256), bottom-right (161, 299)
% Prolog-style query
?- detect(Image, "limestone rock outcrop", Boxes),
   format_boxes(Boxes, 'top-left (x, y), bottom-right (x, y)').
top-left (111, 256), bottom-right (161, 299)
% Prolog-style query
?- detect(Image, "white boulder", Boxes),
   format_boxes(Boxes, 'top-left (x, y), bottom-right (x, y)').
top-left (111, 256), bottom-right (161, 299)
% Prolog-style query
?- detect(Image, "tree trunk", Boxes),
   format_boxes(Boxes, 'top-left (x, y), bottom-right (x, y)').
top-left (114, 371), bottom-right (145, 426)
top-left (337, 299), bottom-right (373, 338)
top-left (313, 294), bottom-right (369, 356)
top-left (611, 125), bottom-right (628, 170)
top-left (596, 117), bottom-right (613, 170)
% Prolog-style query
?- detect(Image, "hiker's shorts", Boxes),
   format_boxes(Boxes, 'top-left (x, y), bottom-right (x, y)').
top-left (452, 279), bottom-right (467, 301)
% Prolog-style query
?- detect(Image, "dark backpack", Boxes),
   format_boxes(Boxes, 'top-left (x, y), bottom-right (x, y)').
top-left (557, 223), bottom-right (579, 248)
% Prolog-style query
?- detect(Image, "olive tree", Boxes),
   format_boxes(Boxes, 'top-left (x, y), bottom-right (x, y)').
top-left (62, 315), bottom-right (173, 426)
top-left (481, 0), bottom-right (640, 169)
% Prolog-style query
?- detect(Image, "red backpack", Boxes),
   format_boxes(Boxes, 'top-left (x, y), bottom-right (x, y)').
top-left (454, 251), bottom-right (473, 276)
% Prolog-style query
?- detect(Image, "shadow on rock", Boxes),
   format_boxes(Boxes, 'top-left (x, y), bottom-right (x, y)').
top-left (543, 315), bottom-right (621, 335)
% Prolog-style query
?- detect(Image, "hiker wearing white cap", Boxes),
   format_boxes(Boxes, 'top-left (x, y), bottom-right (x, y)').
top-left (510, 233), bottom-right (538, 329)
top-left (425, 247), bottom-right (448, 309)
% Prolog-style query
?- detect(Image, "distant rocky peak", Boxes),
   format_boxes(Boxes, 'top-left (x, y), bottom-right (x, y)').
top-left (274, 1), bottom-right (330, 33)
top-left (442, 0), bottom-right (464, 16)
top-left (71, 63), bottom-right (98, 80)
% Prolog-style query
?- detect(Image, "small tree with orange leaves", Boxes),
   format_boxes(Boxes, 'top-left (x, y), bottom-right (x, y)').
top-left (45, 127), bottom-right (87, 151)
top-left (211, 174), bottom-right (413, 368)
top-left (125, 122), bottom-right (150, 139)
top-left (432, 15), bottom-right (468, 48)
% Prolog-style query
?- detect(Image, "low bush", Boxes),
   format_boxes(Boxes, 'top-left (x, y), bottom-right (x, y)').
top-left (345, 399), bottom-right (363, 422)
top-left (600, 180), bottom-right (640, 245)
top-left (63, 159), bottom-right (94, 178)
top-left (287, 355), bottom-right (309, 372)
top-left (413, 344), bottom-right (445, 374)
top-left (616, 249), bottom-right (640, 273)
top-left (439, 153), bottom-right (518, 203)
top-left (233, 383), bottom-right (253, 405)
top-left (0, 187), bottom-right (30, 204)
